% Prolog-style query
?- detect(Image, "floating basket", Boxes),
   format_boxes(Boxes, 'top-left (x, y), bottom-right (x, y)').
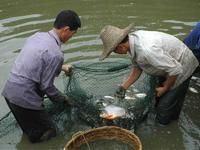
top-left (64, 126), bottom-right (142, 150)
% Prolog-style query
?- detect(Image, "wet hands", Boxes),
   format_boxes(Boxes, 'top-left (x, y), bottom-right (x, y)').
top-left (50, 91), bottom-right (72, 106)
top-left (114, 86), bottom-right (126, 99)
top-left (62, 64), bottom-right (73, 76)
top-left (155, 86), bottom-right (168, 97)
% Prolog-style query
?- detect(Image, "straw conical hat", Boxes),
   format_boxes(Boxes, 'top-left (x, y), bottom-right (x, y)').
top-left (99, 23), bottom-right (133, 61)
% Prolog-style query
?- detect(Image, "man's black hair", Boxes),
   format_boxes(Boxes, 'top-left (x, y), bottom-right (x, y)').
top-left (54, 10), bottom-right (81, 30)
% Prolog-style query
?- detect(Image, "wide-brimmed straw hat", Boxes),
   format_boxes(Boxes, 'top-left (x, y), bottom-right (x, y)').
top-left (99, 23), bottom-right (134, 61)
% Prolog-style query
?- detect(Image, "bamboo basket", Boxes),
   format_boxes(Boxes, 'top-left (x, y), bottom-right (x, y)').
top-left (64, 126), bottom-right (142, 150)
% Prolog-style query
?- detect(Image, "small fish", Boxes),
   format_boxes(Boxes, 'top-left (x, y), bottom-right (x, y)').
top-left (104, 96), bottom-right (114, 99)
top-left (125, 96), bottom-right (136, 100)
top-left (100, 105), bottom-right (126, 120)
top-left (189, 87), bottom-right (198, 93)
top-left (135, 93), bottom-right (147, 98)
top-left (191, 76), bottom-right (198, 80)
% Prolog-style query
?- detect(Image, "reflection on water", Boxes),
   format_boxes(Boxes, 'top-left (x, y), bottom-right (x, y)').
top-left (0, 14), bottom-right (52, 42)
top-left (0, 29), bottom-right (39, 42)
top-left (162, 20), bottom-right (197, 27)
top-left (0, 0), bottom-right (200, 150)
top-left (180, 112), bottom-right (200, 150)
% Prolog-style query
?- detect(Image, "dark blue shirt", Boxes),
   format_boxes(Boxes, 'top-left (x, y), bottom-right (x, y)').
top-left (184, 22), bottom-right (200, 59)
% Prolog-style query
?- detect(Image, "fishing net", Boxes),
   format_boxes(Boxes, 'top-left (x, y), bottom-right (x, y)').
top-left (0, 112), bottom-right (18, 139)
top-left (0, 59), bottom-right (156, 138)
top-left (63, 59), bottom-right (156, 130)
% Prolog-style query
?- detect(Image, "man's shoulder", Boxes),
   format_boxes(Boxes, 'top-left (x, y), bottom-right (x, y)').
top-left (132, 30), bottom-right (167, 37)
top-left (27, 32), bottom-right (59, 48)
top-left (25, 32), bottom-right (49, 45)
top-left (29, 31), bottom-right (47, 38)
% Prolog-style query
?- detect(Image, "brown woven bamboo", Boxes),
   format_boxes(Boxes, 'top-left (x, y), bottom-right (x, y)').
top-left (64, 126), bottom-right (142, 150)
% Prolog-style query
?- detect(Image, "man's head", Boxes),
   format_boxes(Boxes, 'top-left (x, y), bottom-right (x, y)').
top-left (54, 10), bottom-right (81, 43)
top-left (99, 24), bottom-right (133, 61)
top-left (113, 35), bottom-right (129, 54)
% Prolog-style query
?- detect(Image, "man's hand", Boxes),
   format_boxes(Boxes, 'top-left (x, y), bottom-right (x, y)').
top-left (155, 86), bottom-right (168, 97)
top-left (62, 64), bottom-right (73, 76)
top-left (156, 75), bottom-right (177, 97)
top-left (49, 91), bottom-right (72, 106)
top-left (114, 86), bottom-right (126, 99)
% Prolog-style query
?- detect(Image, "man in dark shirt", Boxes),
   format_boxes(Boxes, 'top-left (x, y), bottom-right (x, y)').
top-left (184, 22), bottom-right (200, 73)
top-left (184, 22), bottom-right (200, 62)
top-left (2, 10), bottom-right (81, 143)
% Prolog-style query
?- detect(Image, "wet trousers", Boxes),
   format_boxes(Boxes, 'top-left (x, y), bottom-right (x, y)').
top-left (4, 98), bottom-right (56, 143)
top-left (155, 77), bottom-right (191, 125)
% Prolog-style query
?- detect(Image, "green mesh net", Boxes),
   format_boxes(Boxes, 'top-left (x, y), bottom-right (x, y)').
top-left (63, 59), bottom-right (156, 130)
top-left (0, 59), bottom-right (156, 138)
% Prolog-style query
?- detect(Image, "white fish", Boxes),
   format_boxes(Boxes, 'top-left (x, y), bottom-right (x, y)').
top-left (191, 76), bottom-right (198, 80)
top-left (135, 93), bottom-right (147, 98)
top-left (125, 96), bottom-right (136, 100)
top-left (189, 87), bottom-right (198, 93)
top-left (104, 96), bottom-right (114, 99)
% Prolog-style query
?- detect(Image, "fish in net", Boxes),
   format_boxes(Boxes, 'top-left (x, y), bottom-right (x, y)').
top-left (0, 59), bottom-right (156, 138)
top-left (63, 59), bottom-right (156, 130)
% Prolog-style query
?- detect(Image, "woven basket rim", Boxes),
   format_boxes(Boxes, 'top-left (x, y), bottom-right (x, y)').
top-left (64, 126), bottom-right (142, 150)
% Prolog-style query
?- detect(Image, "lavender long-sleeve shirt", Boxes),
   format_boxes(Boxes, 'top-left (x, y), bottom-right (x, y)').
top-left (2, 30), bottom-right (64, 110)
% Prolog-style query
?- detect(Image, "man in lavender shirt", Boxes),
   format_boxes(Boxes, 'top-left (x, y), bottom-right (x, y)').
top-left (2, 10), bottom-right (81, 143)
